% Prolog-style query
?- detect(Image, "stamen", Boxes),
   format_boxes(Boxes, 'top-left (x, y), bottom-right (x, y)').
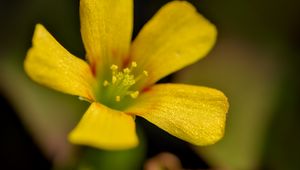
top-left (115, 96), bottom-right (121, 102)
top-left (131, 61), bottom-right (137, 68)
top-left (101, 62), bottom-right (148, 104)
top-left (123, 68), bottom-right (130, 74)
top-left (130, 91), bottom-right (139, 99)
top-left (143, 70), bottom-right (149, 77)
top-left (110, 64), bottom-right (118, 70)
top-left (112, 76), bottom-right (117, 84)
top-left (103, 80), bottom-right (110, 87)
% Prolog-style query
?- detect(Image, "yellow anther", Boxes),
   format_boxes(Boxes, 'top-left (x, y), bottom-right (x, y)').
top-left (123, 74), bottom-right (135, 86)
top-left (115, 96), bottom-right (121, 102)
top-left (143, 70), bottom-right (149, 77)
top-left (130, 91), bottom-right (139, 99)
top-left (123, 68), bottom-right (130, 74)
top-left (131, 61), bottom-right (137, 68)
top-left (103, 80), bottom-right (110, 87)
top-left (112, 76), bottom-right (117, 84)
top-left (110, 64), bottom-right (118, 70)
top-left (102, 62), bottom-right (148, 104)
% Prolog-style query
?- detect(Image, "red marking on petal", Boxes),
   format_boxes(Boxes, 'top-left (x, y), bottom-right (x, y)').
top-left (142, 86), bottom-right (152, 93)
top-left (90, 61), bottom-right (96, 77)
top-left (122, 56), bottom-right (130, 68)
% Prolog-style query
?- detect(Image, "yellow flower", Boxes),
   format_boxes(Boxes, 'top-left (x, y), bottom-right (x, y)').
top-left (24, 0), bottom-right (229, 150)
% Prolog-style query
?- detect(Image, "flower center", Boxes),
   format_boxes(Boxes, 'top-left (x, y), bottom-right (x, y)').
top-left (97, 61), bottom-right (148, 109)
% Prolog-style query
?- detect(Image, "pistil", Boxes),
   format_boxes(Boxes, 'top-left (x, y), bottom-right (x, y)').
top-left (97, 61), bottom-right (148, 109)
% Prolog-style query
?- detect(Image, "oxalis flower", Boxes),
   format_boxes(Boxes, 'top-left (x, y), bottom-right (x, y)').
top-left (24, 0), bottom-right (229, 150)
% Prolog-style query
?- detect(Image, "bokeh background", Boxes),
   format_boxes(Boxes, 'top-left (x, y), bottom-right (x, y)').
top-left (1, 0), bottom-right (300, 169)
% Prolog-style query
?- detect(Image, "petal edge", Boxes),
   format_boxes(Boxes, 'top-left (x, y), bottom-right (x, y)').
top-left (80, 0), bottom-right (133, 71)
top-left (24, 24), bottom-right (95, 100)
top-left (69, 102), bottom-right (138, 150)
top-left (126, 84), bottom-right (228, 145)
top-left (130, 1), bottom-right (217, 88)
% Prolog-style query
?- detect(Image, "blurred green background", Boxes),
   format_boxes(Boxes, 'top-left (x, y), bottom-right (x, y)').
top-left (1, 0), bottom-right (300, 169)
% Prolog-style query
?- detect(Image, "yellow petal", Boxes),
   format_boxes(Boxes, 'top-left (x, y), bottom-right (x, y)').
top-left (80, 0), bottom-right (133, 71)
top-left (24, 24), bottom-right (95, 100)
top-left (130, 1), bottom-right (217, 87)
top-left (125, 84), bottom-right (228, 145)
top-left (69, 102), bottom-right (138, 150)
